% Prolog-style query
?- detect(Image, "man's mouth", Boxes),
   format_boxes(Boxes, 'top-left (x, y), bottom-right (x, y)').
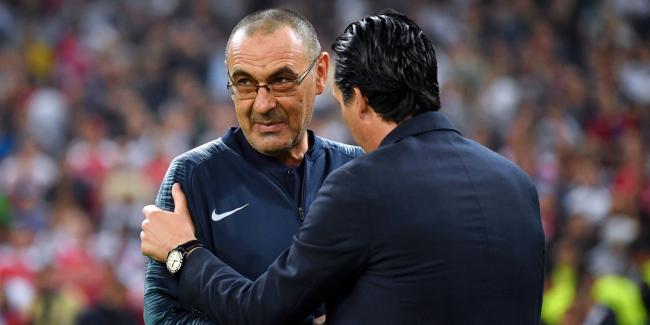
top-left (254, 121), bottom-right (285, 133)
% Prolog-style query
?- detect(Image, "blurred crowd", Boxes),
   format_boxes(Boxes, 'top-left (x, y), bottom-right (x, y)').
top-left (0, 0), bottom-right (648, 324)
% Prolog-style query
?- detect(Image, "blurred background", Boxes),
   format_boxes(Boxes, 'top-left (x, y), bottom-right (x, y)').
top-left (0, 0), bottom-right (648, 324)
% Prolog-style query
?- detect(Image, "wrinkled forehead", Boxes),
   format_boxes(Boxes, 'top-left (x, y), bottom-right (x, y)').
top-left (226, 27), bottom-right (311, 75)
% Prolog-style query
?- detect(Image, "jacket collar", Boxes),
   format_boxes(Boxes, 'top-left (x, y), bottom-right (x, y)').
top-left (379, 111), bottom-right (461, 147)
top-left (222, 127), bottom-right (320, 167)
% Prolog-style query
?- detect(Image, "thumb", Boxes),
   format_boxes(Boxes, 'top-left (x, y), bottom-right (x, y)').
top-left (172, 183), bottom-right (189, 215)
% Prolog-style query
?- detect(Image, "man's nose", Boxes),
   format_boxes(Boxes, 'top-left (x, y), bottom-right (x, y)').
top-left (252, 86), bottom-right (276, 114)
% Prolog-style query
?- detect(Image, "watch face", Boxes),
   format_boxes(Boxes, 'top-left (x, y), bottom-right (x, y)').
top-left (166, 250), bottom-right (183, 274)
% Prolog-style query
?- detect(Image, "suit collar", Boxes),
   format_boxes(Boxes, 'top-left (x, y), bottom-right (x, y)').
top-left (380, 111), bottom-right (461, 147)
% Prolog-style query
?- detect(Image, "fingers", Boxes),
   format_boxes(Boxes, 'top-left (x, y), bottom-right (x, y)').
top-left (142, 204), bottom-right (158, 218)
top-left (140, 225), bottom-right (165, 261)
top-left (140, 230), bottom-right (149, 257)
top-left (140, 208), bottom-right (158, 259)
top-left (140, 229), bottom-right (153, 259)
top-left (140, 218), bottom-right (152, 258)
top-left (140, 183), bottom-right (195, 261)
top-left (172, 183), bottom-right (188, 213)
top-left (172, 183), bottom-right (194, 232)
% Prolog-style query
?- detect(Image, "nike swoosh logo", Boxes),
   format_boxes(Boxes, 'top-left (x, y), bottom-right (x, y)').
top-left (211, 204), bottom-right (249, 222)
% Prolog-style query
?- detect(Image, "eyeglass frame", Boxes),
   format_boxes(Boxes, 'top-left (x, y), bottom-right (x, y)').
top-left (226, 55), bottom-right (320, 98)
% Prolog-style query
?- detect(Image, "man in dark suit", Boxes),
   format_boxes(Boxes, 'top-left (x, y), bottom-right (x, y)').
top-left (141, 9), bottom-right (545, 324)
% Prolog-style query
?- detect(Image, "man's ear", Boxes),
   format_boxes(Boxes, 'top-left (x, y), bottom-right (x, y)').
top-left (315, 52), bottom-right (330, 95)
top-left (352, 87), bottom-right (372, 121)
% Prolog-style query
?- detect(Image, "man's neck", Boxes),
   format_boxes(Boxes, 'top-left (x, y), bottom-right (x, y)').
top-left (362, 116), bottom-right (401, 152)
top-left (274, 133), bottom-right (309, 168)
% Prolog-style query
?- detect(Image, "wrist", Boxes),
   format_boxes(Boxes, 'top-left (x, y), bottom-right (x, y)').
top-left (166, 239), bottom-right (204, 275)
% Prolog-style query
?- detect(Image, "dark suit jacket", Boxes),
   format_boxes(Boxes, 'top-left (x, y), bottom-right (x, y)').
top-left (177, 111), bottom-right (545, 325)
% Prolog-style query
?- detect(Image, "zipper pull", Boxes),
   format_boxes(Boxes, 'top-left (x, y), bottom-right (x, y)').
top-left (298, 207), bottom-right (305, 222)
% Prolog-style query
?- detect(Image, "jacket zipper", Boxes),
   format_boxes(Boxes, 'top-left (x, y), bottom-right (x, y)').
top-left (298, 161), bottom-right (307, 222)
top-left (298, 207), bottom-right (304, 222)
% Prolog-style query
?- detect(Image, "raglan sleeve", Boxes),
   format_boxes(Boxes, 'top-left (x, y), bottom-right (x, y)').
top-left (143, 157), bottom-right (214, 324)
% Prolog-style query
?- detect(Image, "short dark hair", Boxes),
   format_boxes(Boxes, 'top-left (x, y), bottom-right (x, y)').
top-left (332, 9), bottom-right (441, 123)
top-left (226, 8), bottom-right (321, 61)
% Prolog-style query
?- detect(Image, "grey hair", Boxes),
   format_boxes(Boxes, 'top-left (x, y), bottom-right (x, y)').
top-left (225, 8), bottom-right (321, 61)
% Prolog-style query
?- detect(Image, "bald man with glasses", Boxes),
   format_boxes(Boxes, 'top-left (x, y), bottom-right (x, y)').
top-left (141, 8), bottom-right (362, 324)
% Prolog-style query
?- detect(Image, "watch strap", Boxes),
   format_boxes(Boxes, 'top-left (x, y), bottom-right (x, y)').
top-left (177, 239), bottom-right (204, 256)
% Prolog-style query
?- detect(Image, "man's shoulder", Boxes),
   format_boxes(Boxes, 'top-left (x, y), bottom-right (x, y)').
top-left (174, 138), bottom-right (231, 167)
top-left (166, 137), bottom-right (243, 178)
top-left (466, 138), bottom-right (535, 185)
top-left (156, 138), bottom-right (235, 209)
top-left (161, 138), bottom-right (235, 183)
top-left (316, 136), bottom-right (364, 159)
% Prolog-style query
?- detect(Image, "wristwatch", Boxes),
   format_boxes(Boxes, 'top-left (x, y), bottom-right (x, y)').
top-left (166, 239), bottom-right (204, 275)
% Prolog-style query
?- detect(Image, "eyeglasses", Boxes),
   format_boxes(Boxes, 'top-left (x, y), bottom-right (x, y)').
top-left (227, 56), bottom-right (319, 100)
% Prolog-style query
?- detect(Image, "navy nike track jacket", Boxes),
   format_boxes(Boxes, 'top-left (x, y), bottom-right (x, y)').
top-left (143, 128), bottom-right (362, 324)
